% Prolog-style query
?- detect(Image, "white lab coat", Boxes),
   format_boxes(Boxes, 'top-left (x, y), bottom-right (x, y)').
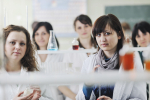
top-left (76, 53), bottom-right (147, 100)
top-left (36, 53), bottom-right (64, 68)
top-left (63, 47), bottom-right (96, 100)
top-left (0, 67), bottom-right (55, 100)
top-left (36, 53), bottom-right (64, 100)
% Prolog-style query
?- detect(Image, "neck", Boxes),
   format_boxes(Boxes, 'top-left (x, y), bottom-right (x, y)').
top-left (6, 60), bottom-right (21, 72)
top-left (103, 48), bottom-right (117, 58)
top-left (79, 36), bottom-right (92, 49)
top-left (39, 46), bottom-right (47, 50)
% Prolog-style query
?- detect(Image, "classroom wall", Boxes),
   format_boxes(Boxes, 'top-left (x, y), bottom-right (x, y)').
top-left (87, 0), bottom-right (150, 23)
top-left (1, 0), bottom-right (150, 50)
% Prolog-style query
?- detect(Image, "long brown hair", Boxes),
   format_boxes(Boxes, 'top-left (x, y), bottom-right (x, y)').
top-left (3, 25), bottom-right (38, 71)
top-left (74, 14), bottom-right (97, 48)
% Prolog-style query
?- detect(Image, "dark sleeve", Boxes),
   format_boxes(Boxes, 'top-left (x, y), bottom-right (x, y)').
top-left (83, 85), bottom-right (94, 100)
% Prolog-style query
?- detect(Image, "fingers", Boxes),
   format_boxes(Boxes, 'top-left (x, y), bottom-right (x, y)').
top-left (93, 65), bottom-right (100, 72)
top-left (32, 94), bottom-right (41, 100)
top-left (97, 96), bottom-right (111, 100)
top-left (17, 91), bottom-right (24, 96)
top-left (21, 92), bottom-right (34, 99)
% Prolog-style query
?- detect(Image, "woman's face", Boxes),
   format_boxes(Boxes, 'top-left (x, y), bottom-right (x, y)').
top-left (5, 31), bottom-right (27, 61)
top-left (135, 30), bottom-right (150, 47)
top-left (34, 26), bottom-right (50, 49)
top-left (75, 20), bottom-right (92, 39)
top-left (96, 25), bottom-right (121, 53)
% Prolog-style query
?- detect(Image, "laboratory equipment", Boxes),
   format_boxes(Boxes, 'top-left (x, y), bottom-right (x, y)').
top-left (72, 38), bottom-right (79, 50)
top-left (143, 50), bottom-right (150, 71)
top-left (122, 52), bottom-right (134, 71)
top-left (47, 30), bottom-right (58, 51)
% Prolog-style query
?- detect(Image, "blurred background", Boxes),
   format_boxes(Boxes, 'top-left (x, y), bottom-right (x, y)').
top-left (0, 0), bottom-right (150, 50)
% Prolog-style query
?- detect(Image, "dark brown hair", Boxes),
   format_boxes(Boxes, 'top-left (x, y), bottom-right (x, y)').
top-left (74, 14), bottom-right (97, 48)
top-left (132, 21), bottom-right (150, 47)
top-left (3, 25), bottom-right (38, 71)
top-left (121, 22), bottom-right (131, 31)
top-left (32, 22), bottom-right (59, 50)
top-left (92, 14), bottom-right (125, 51)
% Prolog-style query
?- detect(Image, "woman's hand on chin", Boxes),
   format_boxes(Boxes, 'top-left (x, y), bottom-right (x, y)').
top-left (97, 95), bottom-right (112, 100)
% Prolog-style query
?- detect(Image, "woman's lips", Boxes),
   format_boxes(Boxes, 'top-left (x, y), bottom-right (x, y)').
top-left (82, 33), bottom-right (87, 35)
top-left (14, 52), bottom-right (20, 54)
top-left (101, 44), bottom-right (108, 47)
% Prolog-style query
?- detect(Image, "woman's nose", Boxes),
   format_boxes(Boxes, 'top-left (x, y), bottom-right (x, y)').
top-left (101, 35), bottom-right (106, 42)
top-left (15, 43), bottom-right (21, 50)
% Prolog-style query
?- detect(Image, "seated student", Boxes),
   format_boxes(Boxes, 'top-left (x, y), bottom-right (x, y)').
top-left (1, 25), bottom-right (55, 100)
top-left (58, 14), bottom-right (97, 100)
top-left (132, 21), bottom-right (150, 100)
top-left (76, 14), bottom-right (146, 100)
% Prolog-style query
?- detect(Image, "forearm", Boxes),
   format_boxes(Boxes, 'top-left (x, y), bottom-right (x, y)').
top-left (58, 86), bottom-right (76, 100)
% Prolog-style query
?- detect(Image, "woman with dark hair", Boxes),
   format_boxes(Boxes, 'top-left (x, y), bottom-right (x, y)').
top-left (76, 14), bottom-right (146, 100)
top-left (58, 14), bottom-right (97, 100)
top-left (32, 22), bottom-right (64, 100)
top-left (1, 25), bottom-right (56, 100)
top-left (132, 21), bottom-right (150, 47)
top-left (132, 21), bottom-right (150, 100)
top-left (32, 22), bottom-right (63, 66)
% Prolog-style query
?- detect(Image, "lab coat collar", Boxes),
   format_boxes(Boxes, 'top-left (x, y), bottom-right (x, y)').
top-left (0, 65), bottom-right (28, 75)
top-left (0, 66), bottom-right (29, 98)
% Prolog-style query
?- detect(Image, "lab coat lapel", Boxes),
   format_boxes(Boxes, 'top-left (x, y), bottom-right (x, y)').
top-left (113, 65), bottom-right (133, 100)
top-left (17, 67), bottom-right (29, 93)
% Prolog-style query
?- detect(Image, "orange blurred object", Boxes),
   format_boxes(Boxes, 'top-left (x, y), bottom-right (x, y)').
top-left (145, 61), bottom-right (150, 71)
top-left (122, 53), bottom-right (134, 70)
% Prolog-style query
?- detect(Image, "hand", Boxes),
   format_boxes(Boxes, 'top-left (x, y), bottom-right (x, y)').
top-left (93, 65), bottom-right (100, 72)
top-left (97, 96), bottom-right (112, 100)
top-left (30, 86), bottom-right (41, 100)
top-left (13, 91), bottom-right (33, 100)
top-left (85, 65), bottom-right (100, 86)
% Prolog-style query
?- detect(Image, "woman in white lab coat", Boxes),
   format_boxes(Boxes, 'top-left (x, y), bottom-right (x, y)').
top-left (32, 22), bottom-right (63, 67)
top-left (32, 22), bottom-right (64, 100)
top-left (132, 21), bottom-right (150, 100)
top-left (1, 25), bottom-right (55, 100)
top-left (132, 21), bottom-right (150, 67)
top-left (76, 14), bottom-right (146, 100)
top-left (58, 14), bottom-right (97, 100)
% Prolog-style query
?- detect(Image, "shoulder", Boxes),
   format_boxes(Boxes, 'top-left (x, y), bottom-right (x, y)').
top-left (81, 53), bottom-right (97, 73)
top-left (84, 53), bottom-right (97, 63)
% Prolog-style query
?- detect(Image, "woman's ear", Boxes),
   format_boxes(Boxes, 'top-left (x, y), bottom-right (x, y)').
top-left (118, 31), bottom-right (122, 40)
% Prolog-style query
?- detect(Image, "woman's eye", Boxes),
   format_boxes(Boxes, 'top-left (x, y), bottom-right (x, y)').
top-left (136, 35), bottom-right (140, 38)
top-left (10, 42), bottom-right (15, 45)
top-left (105, 32), bottom-right (110, 35)
top-left (96, 33), bottom-right (101, 37)
top-left (42, 33), bottom-right (46, 35)
top-left (20, 43), bottom-right (25, 46)
top-left (77, 27), bottom-right (81, 29)
top-left (85, 25), bottom-right (88, 27)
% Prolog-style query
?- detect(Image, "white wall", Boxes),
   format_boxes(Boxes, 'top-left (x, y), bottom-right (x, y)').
top-left (2, 0), bottom-right (33, 33)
